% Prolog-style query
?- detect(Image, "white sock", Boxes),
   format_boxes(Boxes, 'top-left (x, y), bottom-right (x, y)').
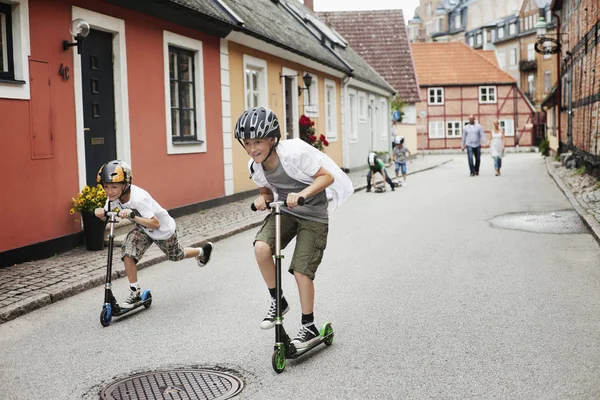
top-left (129, 282), bottom-right (140, 291)
top-left (197, 247), bottom-right (204, 257)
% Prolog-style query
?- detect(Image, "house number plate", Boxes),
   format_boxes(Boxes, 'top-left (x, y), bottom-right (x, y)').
top-left (91, 137), bottom-right (105, 145)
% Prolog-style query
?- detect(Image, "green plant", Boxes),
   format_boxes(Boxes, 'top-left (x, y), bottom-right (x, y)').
top-left (390, 95), bottom-right (406, 122)
top-left (70, 185), bottom-right (107, 220)
top-left (538, 139), bottom-right (550, 157)
top-left (576, 166), bottom-right (586, 175)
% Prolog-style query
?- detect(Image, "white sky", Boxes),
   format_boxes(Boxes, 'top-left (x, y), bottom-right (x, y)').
top-left (311, 0), bottom-right (420, 23)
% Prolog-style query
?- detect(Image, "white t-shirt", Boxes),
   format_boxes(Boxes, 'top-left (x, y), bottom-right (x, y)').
top-left (105, 185), bottom-right (176, 240)
top-left (249, 138), bottom-right (353, 211)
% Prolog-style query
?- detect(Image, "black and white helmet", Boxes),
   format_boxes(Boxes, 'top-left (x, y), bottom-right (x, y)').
top-left (234, 107), bottom-right (281, 140)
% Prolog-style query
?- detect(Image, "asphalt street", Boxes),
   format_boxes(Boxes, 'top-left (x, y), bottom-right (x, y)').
top-left (1, 153), bottom-right (600, 399)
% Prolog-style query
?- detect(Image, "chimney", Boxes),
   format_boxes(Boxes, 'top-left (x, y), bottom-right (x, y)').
top-left (304, 0), bottom-right (314, 11)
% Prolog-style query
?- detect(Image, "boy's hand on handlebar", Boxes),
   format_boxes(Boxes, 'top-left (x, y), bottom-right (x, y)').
top-left (253, 196), bottom-right (268, 211)
top-left (94, 208), bottom-right (106, 219)
top-left (119, 209), bottom-right (134, 219)
top-left (286, 193), bottom-right (303, 209)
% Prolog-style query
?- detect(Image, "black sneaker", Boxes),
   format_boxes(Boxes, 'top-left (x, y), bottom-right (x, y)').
top-left (123, 287), bottom-right (141, 308)
top-left (196, 242), bottom-right (214, 267)
top-left (291, 324), bottom-right (320, 349)
top-left (391, 185), bottom-right (395, 191)
top-left (259, 297), bottom-right (289, 330)
top-left (366, 188), bottom-right (371, 192)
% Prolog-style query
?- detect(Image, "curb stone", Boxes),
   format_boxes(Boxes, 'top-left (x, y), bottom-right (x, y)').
top-left (0, 158), bottom-right (452, 325)
top-left (545, 158), bottom-right (600, 246)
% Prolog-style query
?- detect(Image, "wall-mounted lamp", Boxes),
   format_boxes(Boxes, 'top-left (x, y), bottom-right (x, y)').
top-left (533, 16), bottom-right (568, 55)
top-left (63, 19), bottom-right (90, 54)
top-left (298, 73), bottom-right (313, 97)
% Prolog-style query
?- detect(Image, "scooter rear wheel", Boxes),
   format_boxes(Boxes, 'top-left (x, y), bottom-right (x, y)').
top-left (272, 345), bottom-right (286, 373)
top-left (142, 291), bottom-right (152, 308)
top-left (321, 322), bottom-right (334, 346)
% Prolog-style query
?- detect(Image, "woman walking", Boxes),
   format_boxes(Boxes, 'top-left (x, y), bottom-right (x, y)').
top-left (490, 120), bottom-right (506, 176)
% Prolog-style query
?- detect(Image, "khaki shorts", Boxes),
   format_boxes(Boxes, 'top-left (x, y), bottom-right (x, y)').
top-left (254, 212), bottom-right (328, 280)
top-left (122, 227), bottom-right (185, 263)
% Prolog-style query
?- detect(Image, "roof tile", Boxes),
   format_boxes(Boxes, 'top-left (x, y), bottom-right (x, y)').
top-left (411, 42), bottom-right (516, 86)
top-left (316, 9), bottom-right (421, 102)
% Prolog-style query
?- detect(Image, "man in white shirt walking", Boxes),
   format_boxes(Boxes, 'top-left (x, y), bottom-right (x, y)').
top-left (461, 115), bottom-right (486, 176)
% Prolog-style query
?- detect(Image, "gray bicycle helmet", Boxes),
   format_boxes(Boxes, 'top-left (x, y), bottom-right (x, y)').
top-left (234, 107), bottom-right (281, 140)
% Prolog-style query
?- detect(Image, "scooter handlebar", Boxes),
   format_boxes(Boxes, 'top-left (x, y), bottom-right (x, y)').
top-left (251, 197), bottom-right (305, 211)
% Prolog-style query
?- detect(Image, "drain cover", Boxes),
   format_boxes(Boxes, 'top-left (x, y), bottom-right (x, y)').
top-left (100, 369), bottom-right (243, 400)
top-left (488, 210), bottom-right (588, 234)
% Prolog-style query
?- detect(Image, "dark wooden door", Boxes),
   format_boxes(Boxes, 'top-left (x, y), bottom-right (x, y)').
top-left (82, 29), bottom-right (117, 187)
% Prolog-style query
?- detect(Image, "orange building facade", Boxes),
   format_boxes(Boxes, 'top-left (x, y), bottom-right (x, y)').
top-left (0, 0), bottom-right (225, 265)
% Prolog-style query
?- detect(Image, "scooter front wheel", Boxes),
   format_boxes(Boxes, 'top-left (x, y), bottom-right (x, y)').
top-left (100, 305), bottom-right (112, 327)
top-left (272, 345), bottom-right (286, 373)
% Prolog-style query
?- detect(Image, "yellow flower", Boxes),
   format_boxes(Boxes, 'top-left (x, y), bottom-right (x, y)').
top-left (69, 208), bottom-right (75, 214)
top-left (83, 186), bottom-right (91, 193)
top-left (97, 202), bottom-right (103, 208)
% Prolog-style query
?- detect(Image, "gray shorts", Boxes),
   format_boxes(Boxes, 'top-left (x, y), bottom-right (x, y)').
top-left (122, 227), bottom-right (184, 263)
top-left (254, 212), bottom-right (328, 280)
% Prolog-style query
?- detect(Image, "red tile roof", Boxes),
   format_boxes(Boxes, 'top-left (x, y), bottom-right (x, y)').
top-left (316, 9), bottom-right (421, 103)
top-left (477, 50), bottom-right (499, 67)
top-left (411, 42), bottom-right (516, 86)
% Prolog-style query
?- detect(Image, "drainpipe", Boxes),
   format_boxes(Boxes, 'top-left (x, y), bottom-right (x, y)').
top-left (341, 73), bottom-right (352, 171)
top-left (553, 10), bottom-right (562, 153)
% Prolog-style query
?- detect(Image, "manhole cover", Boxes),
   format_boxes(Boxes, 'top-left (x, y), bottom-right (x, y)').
top-left (100, 369), bottom-right (244, 400)
top-left (488, 210), bottom-right (588, 234)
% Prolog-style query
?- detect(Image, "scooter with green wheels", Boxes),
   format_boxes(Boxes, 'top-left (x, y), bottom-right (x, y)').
top-left (251, 197), bottom-right (334, 373)
top-left (99, 209), bottom-right (152, 327)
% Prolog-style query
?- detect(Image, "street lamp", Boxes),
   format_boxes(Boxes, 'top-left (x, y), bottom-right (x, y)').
top-left (533, 11), bottom-right (569, 153)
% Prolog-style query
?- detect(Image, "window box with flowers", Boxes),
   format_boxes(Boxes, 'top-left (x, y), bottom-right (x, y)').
top-left (299, 114), bottom-right (329, 151)
top-left (70, 185), bottom-right (107, 251)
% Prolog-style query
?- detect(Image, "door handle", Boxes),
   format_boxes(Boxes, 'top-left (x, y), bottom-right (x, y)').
top-left (84, 128), bottom-right (90, 132)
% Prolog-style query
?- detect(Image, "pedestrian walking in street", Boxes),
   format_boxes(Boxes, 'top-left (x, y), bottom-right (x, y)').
top-left (392, 136), bottom-right (412, 186)
top-left (366, 152), bottom-right (395, 192)
top-left (461, 115), bottom-right (486, 176)
top-left (94, 161), bottom-right (214, 307)
top-left (234, 106), bottom-right (353, 349)
top-left (490, 120), bottom-right (506, 176)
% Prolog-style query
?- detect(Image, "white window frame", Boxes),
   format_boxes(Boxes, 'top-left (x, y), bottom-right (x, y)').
top-left (0, 0), bottom-right (30, 99)
top-left (163, 31), bottom-right (207, 154)
top-left (243, 54), bottom-right (267, 110)
top-left (476, 33), bottom-right (482, 46)
top-left (497, 50), bottom-right (506, 70)
top-left (469, 36), bottom-right (474, 46)
top-left (446, 121), bottom-right (461, 138)
top-left (324, 78), bottom-right (337, 141)
top-left (358, 91), bottom-right (367, 122)
top-left (303, 72), bottom-right (318, 117)
top-left (510, 48), bottom-right (517, 66)
top-left (428, 87), bottom-right (444, 105)
top-left (497, 26), bottom-right (505, 39)
top-left (454, 14), bottom-right (461, 30)
top-left (428, 121), bottom-right (444, 139)
top-left (380, 98), bottom-right (387, 140)
top-left (348, 88), bottom-right (358, 143)
top-left (509, 22), bottom-right (516, 35)
top-left (544, 70), bottom-right (552, 93)
top-left (500, 119), bottom-right (514, 136)
top-left (527, 43), bottom-right (535, 61)
top-left (479, 86), bottom-right (496, 104)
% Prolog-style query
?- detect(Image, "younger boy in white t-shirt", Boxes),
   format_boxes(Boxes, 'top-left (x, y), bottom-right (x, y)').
top-left (94, 160), bottom-right (214, 307)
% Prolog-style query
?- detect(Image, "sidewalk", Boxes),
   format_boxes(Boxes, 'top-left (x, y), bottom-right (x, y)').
top-left (0, 155), bottom-right (453, 324)
top-left (546, 158), bottom-right (600, 245)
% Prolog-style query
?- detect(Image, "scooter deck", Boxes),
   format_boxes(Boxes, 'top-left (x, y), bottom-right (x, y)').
top-left (285, 332), bottom-right (334, 359)
top-left (111, 297), bottom-right (152, 317)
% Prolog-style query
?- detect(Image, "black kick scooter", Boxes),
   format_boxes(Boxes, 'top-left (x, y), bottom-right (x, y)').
top-left (100, 210), bottom-right (152, 327)
top-left (251, 197), bottom-right (334, 373)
